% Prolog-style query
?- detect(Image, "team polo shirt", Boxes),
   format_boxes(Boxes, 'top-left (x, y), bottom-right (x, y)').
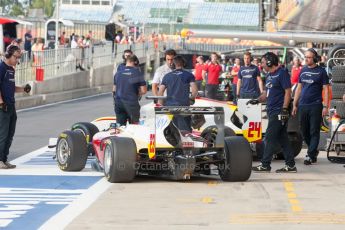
top-left (231, 65), bottom-right (240, 84)
top-left (204, 62), bottom-right (222, 85)
top-left (266, 67), bottom-right (291, 116)
top-left (194, 63), bottom-right (204, 81)
top-left (298, 65), bottom-right (329, 106)
top-left (0, 62), bottom-right (16, 105)
top-left (114, 66), bottom-right (146, 105)
top-left (291, 65), bottom-right (302, 85)
top-left (161, 69), bottom-right (195, 106)
top-left (152, 64), bottom-right (173, 84)
top-left (116, 63), bottom-right (126, 72)
top-left (238, 65), bottom-right (260, 94)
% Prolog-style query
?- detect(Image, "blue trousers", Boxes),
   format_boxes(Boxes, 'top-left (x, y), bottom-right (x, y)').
top-left (0, 104), bottom-right (17, 162)
top-left (261, 114), bottom-right (295, 167)
top-left (298, 104), bottom-right (323, 160)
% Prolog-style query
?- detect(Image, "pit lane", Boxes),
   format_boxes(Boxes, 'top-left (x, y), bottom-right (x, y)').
top-left (2, 93), bottom-right (345, 229)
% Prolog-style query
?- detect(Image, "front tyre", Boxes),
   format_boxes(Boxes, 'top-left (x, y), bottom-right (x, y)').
top-left (56, 130), bottom-right (88, 171)
top-left (103, 137), bottom-right (137, 183)
top-left (219, 136), bottom-right (252, 182)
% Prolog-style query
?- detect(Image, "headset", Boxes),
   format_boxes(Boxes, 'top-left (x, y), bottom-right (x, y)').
top-left (5, 45), bottom-right (21, 59)
top-left (262, 52), bottom-right (279, 67)
top-left (307, 48), bottom-right (320, 63)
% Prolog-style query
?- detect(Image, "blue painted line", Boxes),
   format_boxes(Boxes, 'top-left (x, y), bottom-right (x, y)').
top-left (0, 175), bottom-right (100, 189)
top-left (0, 175), bottom-right (102, 229)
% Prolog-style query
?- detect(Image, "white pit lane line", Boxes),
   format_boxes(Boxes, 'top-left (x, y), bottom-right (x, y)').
top-left (1, 146), bottom-right (111, 229)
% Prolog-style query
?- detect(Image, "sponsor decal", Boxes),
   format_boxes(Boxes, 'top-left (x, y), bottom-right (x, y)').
top-left (243, 121), bottom-right (262, 142)
top-left (148, 134), bottom-right (155, 159)
top-left (182, 142), bottom-right (194, 148)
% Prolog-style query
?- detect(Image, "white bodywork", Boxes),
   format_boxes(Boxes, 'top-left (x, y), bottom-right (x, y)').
top-left (90, 98), bottom-right (262, 156)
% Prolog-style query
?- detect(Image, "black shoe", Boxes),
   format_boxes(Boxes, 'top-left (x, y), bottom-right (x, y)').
top-left (252, 164), bottom-right (271, 173)
top-left (304, 156), bottom-right (317, 165)
top-left (276, 165), bottom-right (297, 173)
top-left (79, 64), bottom-right (85, 71)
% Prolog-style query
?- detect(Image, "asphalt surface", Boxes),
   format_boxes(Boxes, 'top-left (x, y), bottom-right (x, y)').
top-left (7, 94), bottom-right (345, 229)
top-left (10, 93), bottom-right (115, 161)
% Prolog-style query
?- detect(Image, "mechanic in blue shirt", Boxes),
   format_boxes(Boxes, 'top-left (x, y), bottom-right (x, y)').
top-left (113, 54), bottom-right (147, 126)
top-left (0, 45), bottom-right (31, 169)
top-left (252, 52), bottom-right (296, 173)
top-left (116, 49), bottom-right (133, 73)
top-left (158, 55), bottom-right (198, 132)
top-left (292, 48), bottom-right (329, 165)
top-left (236, 52), bottom-right (263, 99)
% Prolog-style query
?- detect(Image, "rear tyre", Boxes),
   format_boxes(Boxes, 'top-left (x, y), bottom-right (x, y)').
top-left (219, 136), bottom-right (252, 182)
top-left (103, 137), bottom-right (137, 183)
top-left (201, 125), bottom-right (235, 147)
top-left (56, 130), bottom-right (88, 171)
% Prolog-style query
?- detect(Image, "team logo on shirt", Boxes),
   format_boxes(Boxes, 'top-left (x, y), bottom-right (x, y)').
top-left (266, 82), bottom-right (273, 89)
top-left (300, 72), bottom-right (320, 78)
top-left (301, 79), bottom-right (314, 84)
top-left (241, 68), bottom-right (256, 74)
top-left (122, 72), bottom-right (132, 76)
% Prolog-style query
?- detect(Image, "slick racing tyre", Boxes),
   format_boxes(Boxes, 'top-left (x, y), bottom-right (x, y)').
top-left (331, 66), bottom-right (345, 83)
top-left (103, 137), bottom-right (137, 183)
top-left (71, 122), bottom-right (99, 142)
top-left (328, 45), bottom-right (345, 68)
top-left (56, 130), bottom-right (88, 171)
top-left (72, 122), bottom-right (99, 156)
top-left (201, 125), bottom-right (235, 147)
top-left (219, 136), bottom-right (252, 182)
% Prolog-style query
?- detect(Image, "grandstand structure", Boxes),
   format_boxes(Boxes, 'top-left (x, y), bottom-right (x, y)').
top-left (113, 0), bottom-right (260, 34)
top-left (56, 0), bottom-right (260, 38)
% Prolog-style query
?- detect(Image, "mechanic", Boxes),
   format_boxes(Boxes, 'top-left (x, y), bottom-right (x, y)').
top-left (116, 49), bottom-right (133, 72)
top-left (194, 56), bottom-right (205, 91)
top-left (113, 54), bottom-right (147, 126)
top-left (202, 52), bottom-right (222, 99)
top-left (236, 52), bottom-right (263, 99)
top-left (230, 58), bottom-right (241, 104)
top-left (290, 57), bottom-right (302, 86)
top-left (252, 52), bottom-right (296, 173)
top-left (0, 45), bottom-right (31, 169)
top-left (152, 49), bottom-right (177, 96)
top-left (158, 55), bottom-right (198, 132)
top-left (292, 48), bottom-right (329, 165)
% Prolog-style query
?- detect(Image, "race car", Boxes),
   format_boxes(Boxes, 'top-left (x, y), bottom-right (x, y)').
top-left (190, 97), bottom-right (303, 160)
top-left (54, 100), bottom-right (253, 183)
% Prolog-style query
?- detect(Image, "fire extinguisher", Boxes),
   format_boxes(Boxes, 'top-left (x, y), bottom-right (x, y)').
top-left (331, 107), bottom-right (340, 133)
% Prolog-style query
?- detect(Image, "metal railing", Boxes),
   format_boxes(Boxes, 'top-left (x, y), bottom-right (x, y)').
top-left (13, 41), bottom-right (246, 85)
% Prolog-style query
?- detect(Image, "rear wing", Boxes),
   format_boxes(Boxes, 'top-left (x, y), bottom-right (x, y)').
top-left (155, 106), bottom-right (224, 115)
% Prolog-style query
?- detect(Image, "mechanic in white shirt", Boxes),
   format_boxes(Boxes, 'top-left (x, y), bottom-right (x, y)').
top-left (152, 49), bottom-right (176, 96)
